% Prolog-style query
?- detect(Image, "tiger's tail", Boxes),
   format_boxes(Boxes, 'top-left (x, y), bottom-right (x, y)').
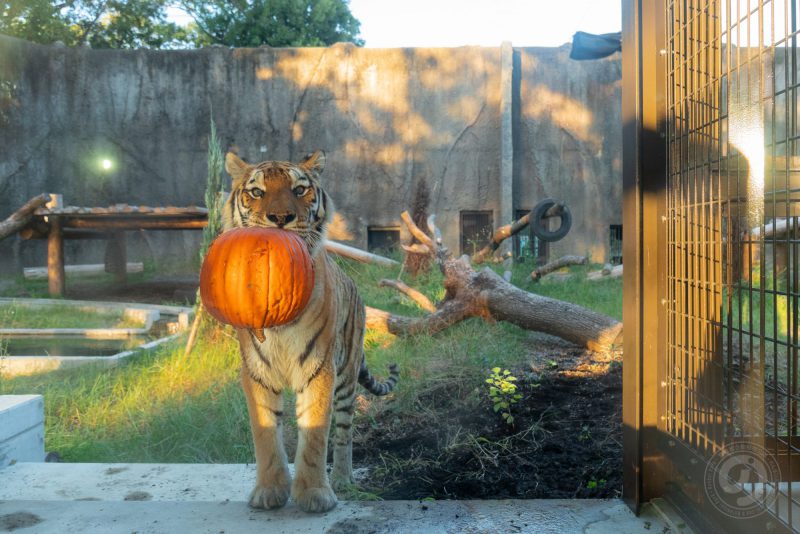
top-left (358, 360), bottom-right (399, 396)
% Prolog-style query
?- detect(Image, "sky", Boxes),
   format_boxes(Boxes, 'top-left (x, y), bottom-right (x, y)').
top-left (167, 0), bottom-right (622, 48)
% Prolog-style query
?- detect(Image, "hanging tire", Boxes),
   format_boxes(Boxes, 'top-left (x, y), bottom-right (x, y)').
top-left (531, 199), bottom-right (572, 242)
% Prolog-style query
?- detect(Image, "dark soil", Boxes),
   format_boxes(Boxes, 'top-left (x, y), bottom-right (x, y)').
top-left (352, 336), bottom-right (623, 500)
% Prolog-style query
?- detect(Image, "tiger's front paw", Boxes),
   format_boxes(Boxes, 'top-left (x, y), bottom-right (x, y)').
top-left (249, 484), bottom-right (290, 510)
top-left (292, 485), bottom-right (338, 513)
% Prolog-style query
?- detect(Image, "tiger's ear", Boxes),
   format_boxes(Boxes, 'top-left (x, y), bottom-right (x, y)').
top-left (300, 150), bottom-right (326, 174)
top-left (225, 152), bottom-right (250, 187)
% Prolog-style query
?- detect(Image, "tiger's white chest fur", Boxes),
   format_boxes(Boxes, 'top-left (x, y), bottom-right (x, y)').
top-left (236, 253), bottom-right (341, 393)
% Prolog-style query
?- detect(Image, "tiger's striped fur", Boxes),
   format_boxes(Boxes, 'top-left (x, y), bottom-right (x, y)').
top-left (221, 150), bottom-right (398, 513)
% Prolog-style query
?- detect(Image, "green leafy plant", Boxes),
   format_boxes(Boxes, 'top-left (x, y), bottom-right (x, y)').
top-left (200, 117), bottom-right (226, 262)
top-left (485, 367), bottom-right (522, 425)
top-left (586, 478), bottom-right (607, 490)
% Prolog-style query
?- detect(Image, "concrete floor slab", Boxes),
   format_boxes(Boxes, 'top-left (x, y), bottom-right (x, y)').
top-left (0, 463), bottom-right (676, 533)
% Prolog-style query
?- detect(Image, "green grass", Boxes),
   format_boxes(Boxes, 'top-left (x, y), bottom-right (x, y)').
top-left (511, 264), bottom-right (623, 320)
top-left (0, 257), bottom-right (621, 463)
top-left (0, 303), bottom-right (144, 329)
top-left (1, 327), bottom-right (250, 462)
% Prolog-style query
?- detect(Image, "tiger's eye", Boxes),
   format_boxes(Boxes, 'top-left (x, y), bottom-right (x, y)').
top-left (249, 189), bottom-right (264, 198)
top-left (293, 186), bottom-right (307, 197)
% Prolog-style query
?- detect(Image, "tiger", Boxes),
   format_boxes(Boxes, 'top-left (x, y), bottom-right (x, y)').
top-left (221, 149), bottom-right (399, 513)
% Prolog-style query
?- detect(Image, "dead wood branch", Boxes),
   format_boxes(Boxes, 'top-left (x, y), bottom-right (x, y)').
top-left (401, 211), bottom-right (435, 250)
top-left (401, 243), bottom-right (431, 255)
top-left (530, 255), bottom-right (588, 281)
top-left (378, 278), bottom-right (436, 312)
top-left (324, 240), bottom-right (399, 268)
top-left (472, 203), bottom-right (565, 264)
top-left (0, 193), bottom-right (50, 241)
top-left (472, 212), bottom-right (532, 264)
top-left (184, 302), bottom-right (204, 357)
top-left (587, 264), bottom-right (623, 281)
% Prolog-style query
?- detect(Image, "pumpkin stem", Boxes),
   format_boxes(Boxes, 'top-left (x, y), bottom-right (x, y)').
top-left (251, 328), bottom-right (266, 343)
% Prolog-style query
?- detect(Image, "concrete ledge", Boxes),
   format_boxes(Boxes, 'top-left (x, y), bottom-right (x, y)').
top-left (0, 298), bottom-right (193, 330)
top-left (0, 333), bottom-right (183, 377)
top-left (0, 307), bottom-right (159, 339)
top-left (0, 396), bottom-right (44, 467)
top-left (0, 463), bottom-right (672, 533)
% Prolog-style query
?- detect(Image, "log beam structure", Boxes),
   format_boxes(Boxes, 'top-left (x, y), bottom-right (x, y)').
top-left (18, 202), bottom-right (209, 297)
top-left (17, 199), bottom-right (397, 296)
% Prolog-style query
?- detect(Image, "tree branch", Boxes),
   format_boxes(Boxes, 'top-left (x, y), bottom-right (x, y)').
top-left (0, 193), bottom-right (50, 241)
top-left (378, 278), bottom-right (436, 312)
top-left (401, 210), bottom-right (434, 250)
top-left (530, 255), bottom-right (588, 281)
top-left (473, 210), bottom-right (532, 264)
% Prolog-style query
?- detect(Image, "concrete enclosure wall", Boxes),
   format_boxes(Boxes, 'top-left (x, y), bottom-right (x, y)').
top-left (0, 35), bottom-right (621, 273)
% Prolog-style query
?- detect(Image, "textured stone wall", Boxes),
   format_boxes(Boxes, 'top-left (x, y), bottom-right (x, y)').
top-left (514, 47), bottom-right (622, 261)
top-left (0, 35), bottom-right (621, 274)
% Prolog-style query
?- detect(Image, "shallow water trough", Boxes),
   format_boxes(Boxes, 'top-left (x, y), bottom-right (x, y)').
top-left (0, 298), bottom-right (193, 377)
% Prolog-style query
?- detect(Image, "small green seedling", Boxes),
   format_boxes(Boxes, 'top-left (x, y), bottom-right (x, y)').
top-left (486, 367), bottom-right (523, 425)
top-left (586, 478), bottom-right (607, 490)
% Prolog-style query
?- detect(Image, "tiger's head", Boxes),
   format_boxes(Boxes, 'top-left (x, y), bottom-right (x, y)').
top-left (222, 150), bottom-right (331, 257)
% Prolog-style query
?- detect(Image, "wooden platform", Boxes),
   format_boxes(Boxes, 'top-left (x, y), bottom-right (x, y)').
top-left (19, 196), bottom-right (208, 297)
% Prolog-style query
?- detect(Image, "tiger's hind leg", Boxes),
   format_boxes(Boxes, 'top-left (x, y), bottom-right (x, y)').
top-left (241, 368), bottom-right (291, 510)
top-left (330, 369), bottom-right (357, 492)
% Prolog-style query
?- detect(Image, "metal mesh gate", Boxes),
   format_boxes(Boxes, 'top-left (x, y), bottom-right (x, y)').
top-left (625, 1), bottom-right (800, 532)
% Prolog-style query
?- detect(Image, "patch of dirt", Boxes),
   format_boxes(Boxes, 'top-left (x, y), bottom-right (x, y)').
top-left (353, 335), bottom-right (623, 500)
top-left (0, 512), bottom-right (43, 532)
top-left (123, 491), bottom-right (152, 501)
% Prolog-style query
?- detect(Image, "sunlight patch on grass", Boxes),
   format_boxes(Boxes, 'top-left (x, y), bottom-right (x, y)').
top-left (0, 303), bottom-right (145, 329)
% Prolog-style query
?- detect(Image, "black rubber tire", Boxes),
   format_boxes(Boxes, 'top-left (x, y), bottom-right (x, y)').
top-left (531, 199), bottom-right (572, 242)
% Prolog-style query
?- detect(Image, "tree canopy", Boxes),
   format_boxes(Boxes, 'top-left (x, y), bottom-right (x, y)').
top-left (0, 1), bottom-right (187, 48)
top-left (182, 0), bottom-right (363, 47)
top-left (0, 0), bottom-right (363, 49)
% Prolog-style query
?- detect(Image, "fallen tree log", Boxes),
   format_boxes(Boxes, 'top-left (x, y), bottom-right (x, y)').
top-left (366, 255), bottom-right (623, 351)
top-left (23, 262), bottom-right (144, 280)
top-left (530, 255), bottom-right (588, 281)
top-left (0, 193), bottom-right (50, 241)
top-left (587, 264), bottom-right (623, 281)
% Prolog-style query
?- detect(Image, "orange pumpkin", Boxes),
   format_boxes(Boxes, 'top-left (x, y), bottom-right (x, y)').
top-left (199, 227), bottom-right (315, 330)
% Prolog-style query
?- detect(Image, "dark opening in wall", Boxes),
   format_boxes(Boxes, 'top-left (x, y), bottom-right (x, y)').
top-left (514, 209), bottom-right (548, 264)
top-left (367, 227), bottom-right (400, 254)
top-left (460, 211), bottom-right (494, 256)
top-left (609, 224), bottom-right (622, 265)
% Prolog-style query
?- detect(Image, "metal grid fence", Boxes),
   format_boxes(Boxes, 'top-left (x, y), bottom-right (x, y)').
top-left (664, 0), bottom-right (800, 530)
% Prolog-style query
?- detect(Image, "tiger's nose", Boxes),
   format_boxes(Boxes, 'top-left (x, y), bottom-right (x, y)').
top-left (267, 213), bottom-right (296, 228)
